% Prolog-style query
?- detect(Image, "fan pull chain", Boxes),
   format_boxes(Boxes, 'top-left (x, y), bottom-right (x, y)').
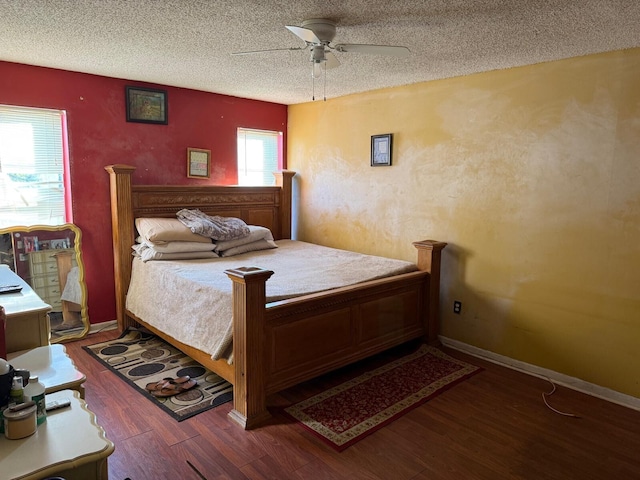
top-left (323, 65), bottom-right (326, 101)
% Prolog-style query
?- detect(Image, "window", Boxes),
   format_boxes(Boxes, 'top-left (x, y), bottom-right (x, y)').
top-left (237, 128), bottom-right (282, 186)
top-left (0, 105), bottom-right (68, 228)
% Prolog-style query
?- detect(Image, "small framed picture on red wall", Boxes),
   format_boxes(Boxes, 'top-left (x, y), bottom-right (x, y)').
top-left (187, 148), bottom-right (211, 178)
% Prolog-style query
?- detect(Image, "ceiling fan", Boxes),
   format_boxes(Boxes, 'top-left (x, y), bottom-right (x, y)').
top-left (232, 18), bottom-right (410, 98)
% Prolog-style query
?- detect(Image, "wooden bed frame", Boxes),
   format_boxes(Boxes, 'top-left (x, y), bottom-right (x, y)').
top-left (106, 164), bottom-right (447, 429)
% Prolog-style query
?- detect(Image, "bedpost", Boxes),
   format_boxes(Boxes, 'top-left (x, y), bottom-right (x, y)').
top-left (225, 266), bottom-right (274, 429)
top-left (413, 240), bottom-right (448, 345)
top-left (105, 164), bottom-right (137, 331)
top-left (273, 170), bottom-right (295, 239)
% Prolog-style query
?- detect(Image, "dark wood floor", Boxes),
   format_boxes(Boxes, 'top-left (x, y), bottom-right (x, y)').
top-left (63, 330), bottom-right (640, 480)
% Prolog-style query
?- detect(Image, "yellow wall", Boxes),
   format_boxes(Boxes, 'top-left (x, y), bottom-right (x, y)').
top-left (288, 48), bottom-right (640, 398)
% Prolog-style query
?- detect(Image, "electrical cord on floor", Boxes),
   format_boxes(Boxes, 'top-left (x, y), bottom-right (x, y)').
top-left (542, 378), bottom-right (580, 418)
top-left (187, 460), bottom-right (208, 480)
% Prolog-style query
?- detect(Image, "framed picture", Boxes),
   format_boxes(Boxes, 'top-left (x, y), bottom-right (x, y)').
top-left (50, 239), bottom-right (67, 249)
top-left (125, 86), bottom-right (168, 124)
top-left (371, 133), bottom-right (393, 166)
top-left (187, 148), bottom-right (211, 178)
top-left (23, 236), bottom-right (38, 253)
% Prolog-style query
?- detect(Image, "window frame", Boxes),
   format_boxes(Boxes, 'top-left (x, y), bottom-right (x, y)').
top-left (237, 127), bottom-right (283, 186)
top-left (0, 104), bottom-right (70, 228)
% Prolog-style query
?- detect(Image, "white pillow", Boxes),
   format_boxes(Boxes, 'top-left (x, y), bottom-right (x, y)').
top-left (135, 217), bottom-right (212, 244)
top-left (136, 238), bottom-right (215, 253)
top-left (132, 243), bottom-right (219, 262)
top-left (214, 225), bottom-right (274, 253)
top-left (219, 239), bottom-right (277, 257)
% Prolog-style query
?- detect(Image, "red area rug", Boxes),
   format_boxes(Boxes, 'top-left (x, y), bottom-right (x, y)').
top-left (283, 344), bottom-right (481, 451)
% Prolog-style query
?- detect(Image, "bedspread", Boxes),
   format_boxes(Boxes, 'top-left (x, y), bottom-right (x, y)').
top-left (125, 240), bottom-right (418, 362)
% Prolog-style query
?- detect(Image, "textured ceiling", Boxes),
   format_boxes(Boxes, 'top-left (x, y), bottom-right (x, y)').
top-left (1, 1), bottom-right (639, 105)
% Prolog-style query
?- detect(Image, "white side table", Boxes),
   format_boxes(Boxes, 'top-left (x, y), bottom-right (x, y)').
top-left (7, 344), bottom-right (86, 398)
top-left (0, 389), bottom-right (114, 480)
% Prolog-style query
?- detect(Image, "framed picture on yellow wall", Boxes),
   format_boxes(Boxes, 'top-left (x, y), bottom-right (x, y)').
top-left (371, 134), bottom-right (392, 166)
top-left (187, 148), bottom-right (211, 178)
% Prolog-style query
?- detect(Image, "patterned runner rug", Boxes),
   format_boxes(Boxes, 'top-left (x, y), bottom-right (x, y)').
top-left (283, 344), bottom-right (481, 451)
top-left (83, 328), bottom-right (232, 421)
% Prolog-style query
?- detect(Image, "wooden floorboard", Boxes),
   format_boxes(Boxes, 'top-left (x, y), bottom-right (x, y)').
top-left (62, 330), bottom-right (640, 480)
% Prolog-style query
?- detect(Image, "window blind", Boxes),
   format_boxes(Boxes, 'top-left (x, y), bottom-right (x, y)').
top-left (0, 105), bottom-right (66, 228)
top-left (237, 128), bottom-right (281, 186)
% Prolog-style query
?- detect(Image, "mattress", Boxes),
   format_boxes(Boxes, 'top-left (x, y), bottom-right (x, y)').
top-left (125, 240), bottom-right (418, 361)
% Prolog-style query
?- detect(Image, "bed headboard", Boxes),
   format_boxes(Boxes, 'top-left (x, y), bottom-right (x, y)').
top-left (105, 164), bottom-right (295, 330)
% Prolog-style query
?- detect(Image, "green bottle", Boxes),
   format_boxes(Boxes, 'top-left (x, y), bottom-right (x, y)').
top-left (9, 376), bottom-right (24, 405)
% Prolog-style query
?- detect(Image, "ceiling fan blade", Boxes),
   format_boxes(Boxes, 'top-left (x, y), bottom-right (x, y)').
top-left (231, 47), bottom-right (306, 56)
top-left (286, 25), bottom-right (321, 44)
top-left (334, 44), bottom-right (410, 57)
top-left (324, 51), bottom-right (340, 69)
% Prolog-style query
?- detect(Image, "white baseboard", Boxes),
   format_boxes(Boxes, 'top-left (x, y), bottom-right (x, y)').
top-left (88, 320), bottom-right (118, 335)
top-left (439, 336), bottom-right (640, 412)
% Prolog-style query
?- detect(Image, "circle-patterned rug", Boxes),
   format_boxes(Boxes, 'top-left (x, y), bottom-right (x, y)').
top-left (83, 328), bottom-right (232, 421)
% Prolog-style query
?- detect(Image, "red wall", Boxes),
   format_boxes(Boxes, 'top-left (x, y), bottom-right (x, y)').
top-left (0, 61), bottom-right (288, 324)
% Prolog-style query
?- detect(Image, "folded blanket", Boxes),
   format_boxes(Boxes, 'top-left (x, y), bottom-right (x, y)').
top-left (176, 209), bottom-right (250, 241)
top-left (213, 225), bottom-right (274, 253)
top-left (219, 239), bottom-right (277, 257)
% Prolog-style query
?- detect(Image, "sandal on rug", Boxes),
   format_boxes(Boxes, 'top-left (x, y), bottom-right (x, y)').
top-left (145, 377), bottom-right (172, 392)
top-left (150, 378), bottom-right (198, 398)
top-left (145, 376), bottom-right (191, 392)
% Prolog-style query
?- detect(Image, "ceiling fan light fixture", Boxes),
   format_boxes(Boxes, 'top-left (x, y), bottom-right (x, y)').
top-left (312, 60), bottom-right (325, 79)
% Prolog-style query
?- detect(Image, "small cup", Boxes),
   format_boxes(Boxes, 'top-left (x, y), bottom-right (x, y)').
top-left (3, 401), bottom-right (37, 439)
top-left (14, 369), bottom-right (30, 387)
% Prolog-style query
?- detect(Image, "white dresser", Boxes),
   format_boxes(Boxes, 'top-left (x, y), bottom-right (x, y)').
top-left (1, 264), bottom-right (51, 352)
top-left (27, 248), bottom-right (76, 311)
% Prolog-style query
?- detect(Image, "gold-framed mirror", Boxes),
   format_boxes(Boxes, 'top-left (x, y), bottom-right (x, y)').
top-left (0, 223), bottom-right (89, 343)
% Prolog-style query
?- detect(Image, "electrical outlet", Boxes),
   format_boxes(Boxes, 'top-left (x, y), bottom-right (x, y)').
top-left (453, 301), bottom-right (462, 314)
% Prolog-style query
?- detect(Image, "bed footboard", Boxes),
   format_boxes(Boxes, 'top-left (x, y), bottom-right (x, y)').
top-left (225, 240), bottom-right (446, 429)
